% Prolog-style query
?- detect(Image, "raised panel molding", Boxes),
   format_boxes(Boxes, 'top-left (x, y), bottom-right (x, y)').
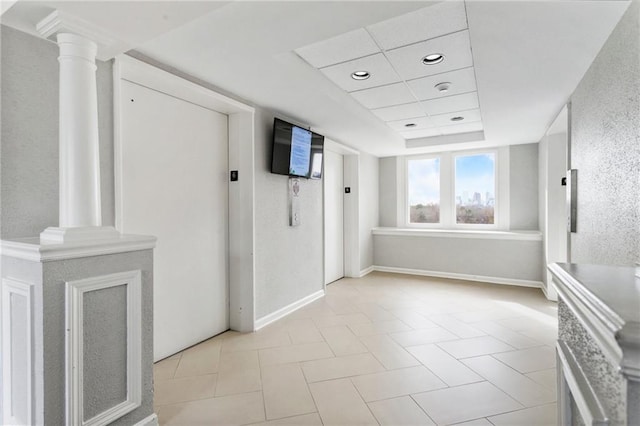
top-left (65, 270), bottom-right (142, 426)
top-left (1, 278), bottom-right (34, 426)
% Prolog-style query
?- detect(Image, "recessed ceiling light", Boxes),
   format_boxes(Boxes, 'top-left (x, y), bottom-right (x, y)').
top-left (422, 54), bottom-right (444, 65)
top-left (351, 71), bottom-right (371, 80)
top-left (435, 82), bottom-right (451, 93)
top-left (450, 116), bottom-right (464, 122)
top-left (404, 123), bottom-right (417, 128)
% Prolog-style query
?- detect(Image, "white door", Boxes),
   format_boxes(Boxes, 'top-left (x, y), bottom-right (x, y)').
top-left (324, 150), bottom-right (344, 285)
top-left (120, 80), bottom-right (229, 360)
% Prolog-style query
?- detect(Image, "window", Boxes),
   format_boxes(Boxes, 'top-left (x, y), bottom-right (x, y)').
top-left (455, 153), bottom-right (495, 225)
top-left (405, 150), bottom-right (500, 228)
top-left (408, 157), bottom-right (440, 224)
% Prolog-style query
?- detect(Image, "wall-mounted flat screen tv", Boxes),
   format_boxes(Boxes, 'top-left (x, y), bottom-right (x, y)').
top-left (271, 118), bottom-right (324, 179)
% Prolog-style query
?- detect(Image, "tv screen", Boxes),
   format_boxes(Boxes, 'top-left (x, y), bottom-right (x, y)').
top-left (271, 118), bottom-right (324, 179)
top-left (309, 131), bottom-right (324, 179)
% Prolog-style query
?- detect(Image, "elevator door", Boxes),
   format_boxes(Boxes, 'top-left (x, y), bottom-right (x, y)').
top-left (120, 80), bottom-right (229, 360)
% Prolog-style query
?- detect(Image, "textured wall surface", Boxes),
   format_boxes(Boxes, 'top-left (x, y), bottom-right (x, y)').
top-left (558, 300), bottom-right (626, 424)
top-left (41, 250), bottom-right (154, 426)
top-left (83, 285), bottom-right (127, 420)
top-left (378, 157), bottom-right (397, 227)
top-left (0, 25), bottom-right (115, 239)
top-left (510, 143), bottom-right (539, 230)
top-left (569, 1), bottom-right (640, 265)
top-left (253, 109), bottom-right (324, 318)
top-left (359, 152), bottom-right (379, 271)
top-left (373, 235), bottom-right (543, 281)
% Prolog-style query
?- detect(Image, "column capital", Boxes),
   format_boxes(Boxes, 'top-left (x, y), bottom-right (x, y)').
top-left (56, 33), bottom-right (98, 68)
top-left (36, 10), bottom-right (119, 61)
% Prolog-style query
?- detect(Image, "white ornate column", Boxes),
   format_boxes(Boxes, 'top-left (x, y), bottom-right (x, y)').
top-left (40, 31), bottom-right (118, 243)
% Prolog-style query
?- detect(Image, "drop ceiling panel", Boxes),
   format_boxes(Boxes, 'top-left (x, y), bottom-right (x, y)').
top-left (401, 127), bottom-right (442, 140)
top-left (367, 2), bottom-right (468, 50)
top-left (408, 67), bottom-right (477, 100)
top-left (386, 116), bottom-right (436, 131)
top-left (372, 102), bottom-right (425, 121)
top-left (351, 82), bottom-right (415, 109)
top-left (290, 3), bottom-right (487, 144)
top-left (421, 91), bottom-right (479, 115)
top-left (440, 121), bottom-right (484, 135)
top-left (385, 30), bottom-right (473, 80)
top-left (431, 108), bottom-right (482, 126)
top-left (295, 28), bottom-right (380, 69)
top-left (320, 53), bottom-right (401, 92)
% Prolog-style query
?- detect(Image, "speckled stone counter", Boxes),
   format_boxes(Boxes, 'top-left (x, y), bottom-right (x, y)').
top-left (549, 263), bottom-right (640, 426)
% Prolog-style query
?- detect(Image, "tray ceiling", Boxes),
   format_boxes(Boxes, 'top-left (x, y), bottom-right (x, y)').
top-left (295, 1), bottom-right (484, 145)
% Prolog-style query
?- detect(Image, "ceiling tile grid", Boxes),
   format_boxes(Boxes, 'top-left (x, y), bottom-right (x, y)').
top-left (366, 1), bottom-right (469, 51)
top-left (294, 28), bottom-right (380, 69)
top-left (421, 92), bottom-right (479, 116)
top-left (430, 108), bottom-right (482, 127)
top-left (386, 116), bottom-right (436, 131)
top-left (295, 1), bottom-right (484, 142)
top-left (320, 53), bottom-right (401, 92)
top-left (350, 82), bottom-right (416, 109)
top-left (384, 30), bottom-right (474, 80)
top-left (407, 67), bottom-right (477, 100)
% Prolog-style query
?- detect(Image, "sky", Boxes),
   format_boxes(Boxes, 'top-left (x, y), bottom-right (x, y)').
top-left (408, 153), bottom-right (495, 205)
top-left (455, 153), bottom-right (495, 203)
top-left (408, 157), bottom-right (440, 205)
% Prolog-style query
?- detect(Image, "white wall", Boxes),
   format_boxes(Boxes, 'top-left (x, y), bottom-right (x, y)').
top-left (378, 157), bottom-right (397, 227)
top-left (374, 233), bottom-right (543, 283)
top-left (510, 143), bottom-right (539, 230)
top-left (374, 144), bottom-right (542, 284)
top-left (377, 145), bottom-right (538, 230)
top-left (538, 113), bottom-right (568, 300)
top-left (253, 109), bottom-right (324, 319)
top-left (358, 152), bottom-right (379, 273)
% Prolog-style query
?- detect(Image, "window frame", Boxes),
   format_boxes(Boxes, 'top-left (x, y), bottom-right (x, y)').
top-left (403, 148), bottom-right (504, 230)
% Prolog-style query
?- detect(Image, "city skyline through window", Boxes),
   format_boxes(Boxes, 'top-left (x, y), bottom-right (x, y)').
top-left (455, 153), bottom-right (495, 224)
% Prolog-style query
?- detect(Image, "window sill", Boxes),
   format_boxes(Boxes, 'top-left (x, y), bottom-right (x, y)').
top-left (372, 227), bottom-right (542, 241)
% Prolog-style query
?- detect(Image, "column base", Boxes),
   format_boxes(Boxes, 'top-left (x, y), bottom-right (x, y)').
top-left (40, 226), bottom-right (120, 244)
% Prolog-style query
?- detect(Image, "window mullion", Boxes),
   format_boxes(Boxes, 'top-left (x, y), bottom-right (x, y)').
top-left (440, 153), bottom-right (453, 228)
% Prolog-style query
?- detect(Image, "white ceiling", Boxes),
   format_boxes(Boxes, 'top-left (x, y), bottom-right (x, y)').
top-left (295, 1), bottom-right (485, 144)
top-left (1, 1), bottom-right (631, 157)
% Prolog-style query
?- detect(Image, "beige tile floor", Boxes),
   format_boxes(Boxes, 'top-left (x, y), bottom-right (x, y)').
top-left (154, 272), bottom-right (559, 426)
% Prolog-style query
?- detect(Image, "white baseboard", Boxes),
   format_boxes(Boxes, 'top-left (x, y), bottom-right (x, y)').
top-left (373, 266), bottom-right (543, 289)
top-left (134, 413), bottom-right (158, 426)
top-left (359, 266), bottom-right (374, 277)
top-left (254, 289), bottom-right (325, 331)
top-left (541, 283), bottom-right (559, 301)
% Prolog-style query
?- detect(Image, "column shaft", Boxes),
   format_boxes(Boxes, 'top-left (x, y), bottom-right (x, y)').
top-left (57, 33), bottom-right (102, 228)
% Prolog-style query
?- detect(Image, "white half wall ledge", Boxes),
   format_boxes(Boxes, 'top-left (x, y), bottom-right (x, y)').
top-left (254, 289), bottom-right (325, 331)
top-left (0, 234), bottom-right (157, 262)
top-left (40, 226), bottom-right (120, 243)
top-left (372, 227), bottom-right (542, 241)
top-left (373, 265), bottom-right (543, 289)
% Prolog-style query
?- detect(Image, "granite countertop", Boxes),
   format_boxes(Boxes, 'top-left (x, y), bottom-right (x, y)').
top-left (549, 262), bottom-right (640, 382)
